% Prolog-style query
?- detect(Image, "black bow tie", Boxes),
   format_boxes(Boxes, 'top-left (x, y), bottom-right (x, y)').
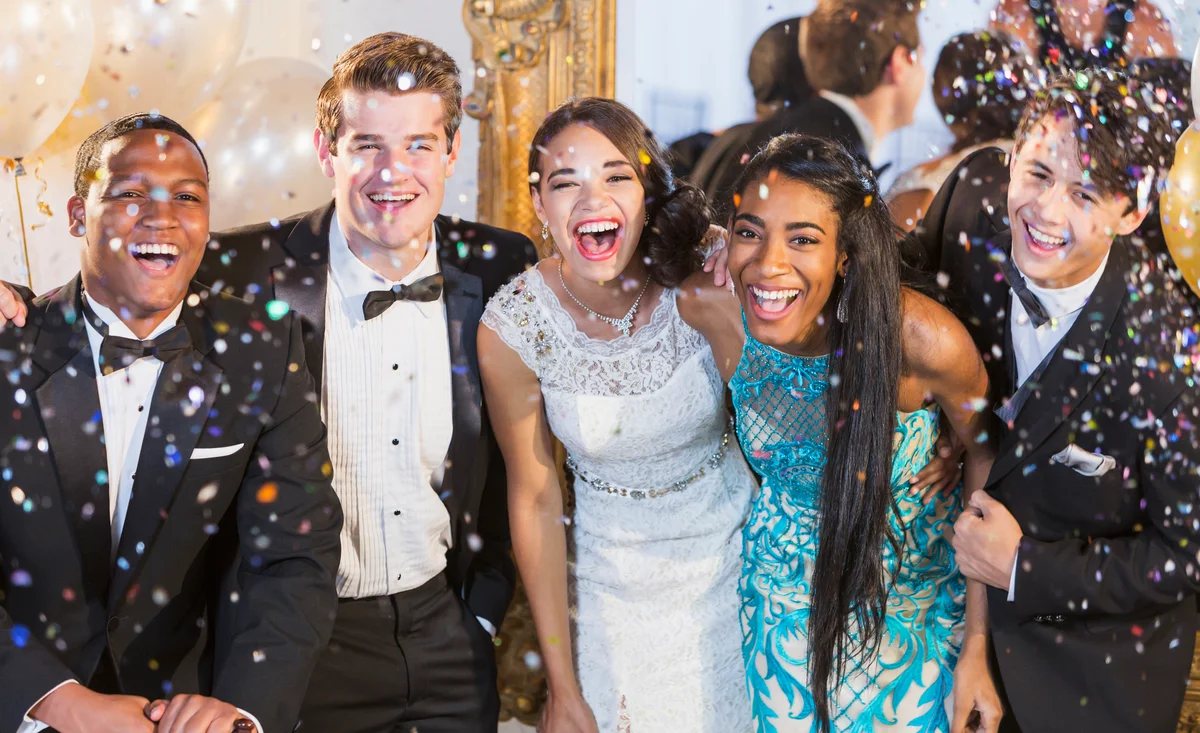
top-left (362, 273), bottom-right (444, 320)
top-left (998, 255), bottom-right (1050, 328)
top-left (83, 300), bottom-right (193, 374)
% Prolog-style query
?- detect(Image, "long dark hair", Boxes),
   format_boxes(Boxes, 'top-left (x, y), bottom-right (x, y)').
top-left (730, 135), bottom-right (903, 733)
top-left (933, 31), bottom-right (1040, 153)
top-left (528, 97), bottom-right (709, 287)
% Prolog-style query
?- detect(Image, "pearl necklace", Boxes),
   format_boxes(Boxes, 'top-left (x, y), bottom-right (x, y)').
top-left (557, 259), bottom-right (649, 338)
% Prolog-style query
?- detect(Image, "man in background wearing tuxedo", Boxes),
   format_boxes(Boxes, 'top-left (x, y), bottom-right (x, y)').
top-left (198, 33), bottom-right (535, 733)
top-left (907, 71), bottom-right (1200, 733)
top-left (705, 0), bottom-right (926, 215)
top-left (0, 114), bottom-right (342, 733)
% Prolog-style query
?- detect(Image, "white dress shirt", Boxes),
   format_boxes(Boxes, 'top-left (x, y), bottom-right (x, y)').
top-left (1005, 251), bottom-right (1110, 601)
top-left (20, 295), bottom-right (262, 732)
top-left (322, 213), bottom-right (455, 600)
top-left (818, 90), bottom-right (878, 160)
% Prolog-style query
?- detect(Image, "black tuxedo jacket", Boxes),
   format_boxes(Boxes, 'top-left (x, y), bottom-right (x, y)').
top-left (907, 148), bottom-right (1200, 732)
top-left (199, 202), bottom-right (536, 627)
top-left (705, 97), bottom-right (868, 217)
top-left (0, 276), bottom-right (343, 733)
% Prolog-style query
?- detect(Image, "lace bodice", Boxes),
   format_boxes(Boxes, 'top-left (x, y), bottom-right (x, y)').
top-left (481, 267), bottom-right (727, 493)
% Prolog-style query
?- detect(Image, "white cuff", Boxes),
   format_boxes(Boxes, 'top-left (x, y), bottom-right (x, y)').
top-left (20, 679), bottom-right (79, 733)
top-left (236, 708), bottom-right (263, 733)
top-left (1007, 549), bottom-right (1018, 602)
top-left (476, 615), bottom-right (497, 638)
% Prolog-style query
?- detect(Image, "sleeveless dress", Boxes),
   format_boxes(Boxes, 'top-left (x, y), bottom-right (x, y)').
top-left (1026, 0), bottom-right (1135, 74)
top-left (729, 332), bottom-right (965, 733)
top-left (482, 268), bottom-right (757, 732)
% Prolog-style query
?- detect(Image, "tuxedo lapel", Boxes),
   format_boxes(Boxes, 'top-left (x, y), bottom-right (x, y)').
top-left (109, 294), bottom-right (223, 609)
top-left (986, 239), bottom-right (1130, 488)
top-left (437, 254), bottom-right (483, 518)
top-left (273, 203), bottom-right (333, 387)
top-left (31, 277), bottom-right (112, 599)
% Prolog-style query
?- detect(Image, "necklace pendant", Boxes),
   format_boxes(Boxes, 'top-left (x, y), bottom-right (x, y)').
top-left (615, 317), bottom-right (632, 337)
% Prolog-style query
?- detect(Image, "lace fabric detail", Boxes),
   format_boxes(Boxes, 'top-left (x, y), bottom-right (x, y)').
top-left (731, 334), bottom-right (965, 733)
top-left (480, 267), bottom-right (708, 396)
top-left (481, 263), bottom-right (757, 731)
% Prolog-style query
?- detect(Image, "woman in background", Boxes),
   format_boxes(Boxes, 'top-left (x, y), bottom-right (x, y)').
top-left (989, 0), bottom-right (1176, 74)
top-left (888, 30), bottom-right (1039, 231)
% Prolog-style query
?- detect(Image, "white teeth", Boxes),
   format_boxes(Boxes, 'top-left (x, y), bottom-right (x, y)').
top-left (575, 220), bottom-right (619, 235)
top-left (129, 243), bottom-right (179, 256)
top-left (749, 285), bottom-right (799, 300)
top-left (1027, 224), bottom-right (1066, 246)
top-left (369, 192), bottom-right (416, 203)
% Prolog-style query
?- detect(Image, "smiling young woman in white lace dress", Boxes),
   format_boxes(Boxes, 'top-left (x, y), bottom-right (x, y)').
top-left (478, 98), bottom-right (756, 733)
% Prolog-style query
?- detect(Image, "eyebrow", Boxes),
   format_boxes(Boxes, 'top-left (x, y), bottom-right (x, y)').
top-left (733, 212), bottom-right (826, 234)
top-left (347, 132), bottom-right (442, 144)
top-left (546, 159), bottom-right (634, 182)
top-left (107, 174), bottom-right (208, 189)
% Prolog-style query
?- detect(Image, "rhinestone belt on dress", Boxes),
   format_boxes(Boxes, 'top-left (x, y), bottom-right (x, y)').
top-left (565, 421), bottom-right (734, 500)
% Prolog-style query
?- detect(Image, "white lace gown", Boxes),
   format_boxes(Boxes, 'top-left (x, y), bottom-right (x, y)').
top-left (483, 268), bottom-right (756, 732)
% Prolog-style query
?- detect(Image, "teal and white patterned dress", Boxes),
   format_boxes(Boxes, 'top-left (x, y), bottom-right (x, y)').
top-left (730, 332), bottom-right (965, 732)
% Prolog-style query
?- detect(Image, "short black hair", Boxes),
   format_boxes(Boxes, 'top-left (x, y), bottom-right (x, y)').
top-left (73, 112), bottom-right (208, 198)
top-left (748, 16), bottom-right (812, 108)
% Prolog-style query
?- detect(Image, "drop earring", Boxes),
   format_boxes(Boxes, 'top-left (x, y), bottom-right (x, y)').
top-left (541, 220), bottom-right (549, 241)
top-left (836, 280), bottom-right (849, 324)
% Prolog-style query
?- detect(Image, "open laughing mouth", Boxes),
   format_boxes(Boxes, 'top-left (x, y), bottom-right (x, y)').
top-left (367, 191), bottom-right (418, 214)
top-left (128, 242), bottom-right (180, 273)
top-left (1023, 220), bottom-right (1068, 256)
top-left (747, 284), bottom-right (801, 320)
top-left (573, 218), bottom-right (623, 261)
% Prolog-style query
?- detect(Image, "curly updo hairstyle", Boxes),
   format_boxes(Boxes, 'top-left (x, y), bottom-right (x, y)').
top-left (528, 97), bottom-right (710, 287)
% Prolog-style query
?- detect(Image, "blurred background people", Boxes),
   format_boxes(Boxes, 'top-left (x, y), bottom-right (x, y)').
top-left (888, 30), bottom-right (1040, 231)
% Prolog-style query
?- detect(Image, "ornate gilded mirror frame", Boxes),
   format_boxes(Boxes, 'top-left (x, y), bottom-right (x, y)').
top-left (462, 0), bottom-right (615, 724)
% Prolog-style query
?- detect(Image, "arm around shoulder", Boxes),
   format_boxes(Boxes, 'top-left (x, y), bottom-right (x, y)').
top-left (678, 271), bottom-right (744, 382)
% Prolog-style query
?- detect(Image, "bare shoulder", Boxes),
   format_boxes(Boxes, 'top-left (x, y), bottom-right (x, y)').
top-left (900, 288), bottom-right (979, 377)
top-left (1129, 0), bottom-right (1177, 56)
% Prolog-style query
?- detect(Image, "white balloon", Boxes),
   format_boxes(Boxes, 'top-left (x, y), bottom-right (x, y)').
top-left (1192, 37), bottom-right (1200, 122)
top-left (187, 58), bottom-right (332, 230)
top-left (0, 0), bottom-right (93, 158)
top-left (82, 0), bottom-right (250, 122)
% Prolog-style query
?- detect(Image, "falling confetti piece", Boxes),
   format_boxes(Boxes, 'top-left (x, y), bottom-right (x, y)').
top-left (256, 483), bottom-right (278, 504)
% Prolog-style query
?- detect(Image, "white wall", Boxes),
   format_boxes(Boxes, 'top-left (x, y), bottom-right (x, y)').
top-left (0, 0), bottom-right (478, 293)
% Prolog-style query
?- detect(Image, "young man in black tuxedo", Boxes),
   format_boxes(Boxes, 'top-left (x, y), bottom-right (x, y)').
top-left (196, 33), bottom-right (535, 733)
top-left (0, 114), bottom-right (342, 733)
top-left (907, 71), bottom-right (1200, 733)
top-left (704, 0), bottom-right (926, 214)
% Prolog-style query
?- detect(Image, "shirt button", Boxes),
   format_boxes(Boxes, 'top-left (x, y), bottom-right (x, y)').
top-left (137, 405), bottom-right (144, 412)
top-left (392, 364), bottom-right (399, 370)
top-left (396, 574), bottom-right (402, 581)
top-left (393, 510), bottom-right (402, 516)
top-left (392, 438), bottom-right (399, 445)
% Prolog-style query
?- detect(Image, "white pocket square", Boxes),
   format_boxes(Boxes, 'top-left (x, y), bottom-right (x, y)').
top-left (1051, 444), bottom-right (1116, 477)
top-left (191, 443), bottom-right (244, 460)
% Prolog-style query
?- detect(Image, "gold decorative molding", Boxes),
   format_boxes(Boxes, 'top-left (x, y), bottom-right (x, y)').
top-left (464, 0), bottom-right (615, 725)
top-left (465, 0), bottom-right (615, 258)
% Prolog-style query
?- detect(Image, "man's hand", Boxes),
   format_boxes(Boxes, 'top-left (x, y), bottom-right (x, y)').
top-left (0, 280), bottom-right (27, 327)
top-left (951, 635), bottom-right (1002, 732)
top-left (951, 491), bottom-right (1023, 590)
top-left (146, 694), bottom-right (257, 733)
top-left (29, 683), bottom-right (154, 732)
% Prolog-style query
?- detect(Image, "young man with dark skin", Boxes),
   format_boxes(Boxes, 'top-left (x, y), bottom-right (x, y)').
top-left (0, 114), bottom-right (342, 733)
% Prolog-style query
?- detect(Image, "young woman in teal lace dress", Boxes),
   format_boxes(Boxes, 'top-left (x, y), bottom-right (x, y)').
top-left (682, 135), bottom-right (1001, 732)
